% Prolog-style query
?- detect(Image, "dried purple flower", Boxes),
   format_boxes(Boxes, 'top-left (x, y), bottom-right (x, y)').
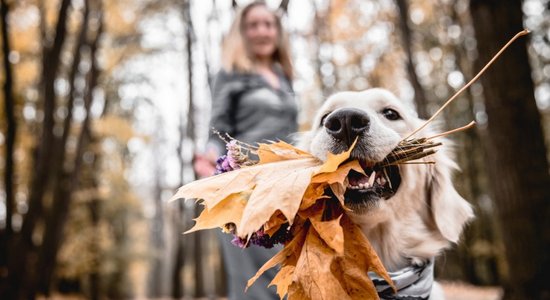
top-left (229, 224), bottom-right (293, 249)
top-left (214, 140), bottom-right (252, 175)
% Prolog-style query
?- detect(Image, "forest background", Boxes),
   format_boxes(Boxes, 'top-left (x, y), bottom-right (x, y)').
top-left (0, 0), bottom-right (549, 299)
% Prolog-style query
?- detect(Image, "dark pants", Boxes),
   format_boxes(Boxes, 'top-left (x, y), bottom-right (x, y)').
top-left (217, 231), bottom-right (280, 300)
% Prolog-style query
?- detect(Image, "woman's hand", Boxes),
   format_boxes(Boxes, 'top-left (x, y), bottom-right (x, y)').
top-left (193, 150), bottom-right (218, 178)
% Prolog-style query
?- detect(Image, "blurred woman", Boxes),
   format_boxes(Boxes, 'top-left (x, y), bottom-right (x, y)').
top-left (193, 2), bottom-right (297, 300)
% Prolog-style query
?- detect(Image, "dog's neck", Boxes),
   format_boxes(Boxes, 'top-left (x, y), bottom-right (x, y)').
top-left (352, 215), bottom-right (449, 272)
top-left (369, 257), bottom-right (435, 300)
top-left (361, 221), bottom-right (408, 271)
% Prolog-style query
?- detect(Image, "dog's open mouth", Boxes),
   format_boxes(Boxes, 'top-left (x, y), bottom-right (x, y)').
top-left (343, 159), bottom-right (401, 210)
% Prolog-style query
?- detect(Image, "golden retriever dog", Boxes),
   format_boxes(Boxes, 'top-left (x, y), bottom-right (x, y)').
top-left (298, 88), bottom-right (474, 299)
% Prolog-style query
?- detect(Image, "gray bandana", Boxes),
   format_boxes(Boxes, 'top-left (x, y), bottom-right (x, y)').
top-left (368, 258), bottom-right (434, 300)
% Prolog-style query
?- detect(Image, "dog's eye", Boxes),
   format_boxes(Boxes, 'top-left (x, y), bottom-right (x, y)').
top-left (320, 113), bottom-right (330, 126)
top-left (382, 108), bottom-right (401, 121)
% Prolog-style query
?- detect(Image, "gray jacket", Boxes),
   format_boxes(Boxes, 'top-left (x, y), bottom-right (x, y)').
top-left (208, 68), bottom-right (298, 154)
top-left (208, 68), bottom-right (298, 300)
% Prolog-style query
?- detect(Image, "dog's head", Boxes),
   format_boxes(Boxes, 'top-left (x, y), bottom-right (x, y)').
top-left (299, 89), bottom-right (473, 250)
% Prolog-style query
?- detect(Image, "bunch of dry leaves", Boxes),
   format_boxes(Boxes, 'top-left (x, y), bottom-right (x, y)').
top-left (171, 140), bottom-right (398, 299)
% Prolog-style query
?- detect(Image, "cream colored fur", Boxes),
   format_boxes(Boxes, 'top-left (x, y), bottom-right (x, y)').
top-left (298, 88), bottom-right (474, 299)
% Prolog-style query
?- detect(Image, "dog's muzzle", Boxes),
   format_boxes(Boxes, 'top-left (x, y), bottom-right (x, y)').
top-left (324, 108), bottom-right (370, 148)
top-left (323, 109), bottom-right (402, 211)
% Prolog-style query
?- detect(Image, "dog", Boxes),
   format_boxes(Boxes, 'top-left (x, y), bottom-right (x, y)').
top-left (298, 88), bottom-right (474, 299)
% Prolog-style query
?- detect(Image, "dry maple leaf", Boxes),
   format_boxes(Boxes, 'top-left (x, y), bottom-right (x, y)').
top-left (171, 153), bottom-right (321, 238)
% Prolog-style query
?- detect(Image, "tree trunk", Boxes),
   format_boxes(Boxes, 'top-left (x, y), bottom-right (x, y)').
top-left (7, 1), bottom-right (72, 298)
top-left (147, 120), bottom-right (167, 298)
top-left (470, 0), bottom-right (550, 298)
top-left (183, 1), bottom-right (205, 296)
top-left (395, 0), bottom-right (429, 119)
top-left (36, 3), bottom-right (102, 295)
top-left (0, 0), bottom-right (16, 284)
top-left (0, 0), bottom-right (15, 243)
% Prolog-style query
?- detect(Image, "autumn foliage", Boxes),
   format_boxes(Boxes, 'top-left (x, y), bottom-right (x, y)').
top-left (171, 141), bottom-right (395, 299)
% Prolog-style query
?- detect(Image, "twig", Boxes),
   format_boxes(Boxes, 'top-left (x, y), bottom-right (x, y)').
top-left (426, 121), bottom-right (476, 140)
top-left (404, 29), bottom-right (529, 140)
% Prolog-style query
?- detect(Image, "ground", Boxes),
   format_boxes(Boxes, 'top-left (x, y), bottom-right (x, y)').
top-left (441, 281), bottom-right (502, 300)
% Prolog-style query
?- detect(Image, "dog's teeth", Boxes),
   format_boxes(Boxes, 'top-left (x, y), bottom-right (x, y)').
top-left (380, 177), bottom-right (387, 185)
top-left (376, 178), bottom-right (382, 185)
top-left (368, 172), bottom-right (376, 187)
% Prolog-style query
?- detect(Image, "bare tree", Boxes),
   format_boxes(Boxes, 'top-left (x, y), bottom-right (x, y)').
top-left (395, 0), bottom-right (429, 118)
top-left (470, 0), bottom-right (550, 298)
top-left (0, 0), bottom-right (16, 273)
top-left (36, 0), bottom-right (103, 295)
top-left (6, 1), bottom-right (73, 298)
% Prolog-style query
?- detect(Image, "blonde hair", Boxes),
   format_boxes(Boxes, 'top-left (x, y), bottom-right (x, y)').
top-left (221, 2), bottom-right (293, 80)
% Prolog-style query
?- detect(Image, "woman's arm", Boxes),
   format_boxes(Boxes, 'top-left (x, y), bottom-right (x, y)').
top-left (208, 71), bottom-right (241, 154)
top-left (195, 71), bottom-right (242, 178)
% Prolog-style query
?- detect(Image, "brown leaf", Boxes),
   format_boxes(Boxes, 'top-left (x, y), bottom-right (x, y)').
top-left (300, 183), bottom-right (328, 210)
top-left (172, 157), bottom-right (321, 237)
top-left (257, 141), bottom-right (313, 164)
top-left (338, 215), bottom-right (395, 297)
top-left (312, 160), bottom-right (364, 185)
top-left (287, 282), bottom-right (309, 300)
top-left (263, 211), bottom-right (287, 237)
top-left (247, 225), bottom-right (307, 290)
top-left (170, 166), bottom-right (257, 207)
top-left (269, 265), bottom-right (295, 299)
top-left (315, 141), bottom-right (356, 174)
top-left (310, 215), bottom-right (344, 255)
top-left (329, 182), bottom-right (347, 209)
top-left (185, 192), bottom-right (249, 233)
top-left (292, 226), bottom-right (351, 300)
top-left (239, 158), bottom-right (321, 237)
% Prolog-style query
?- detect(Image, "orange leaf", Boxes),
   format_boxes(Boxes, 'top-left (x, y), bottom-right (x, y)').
top-left (329, 182), bottom-right (347, 209)
top-left (300, 183), bottom-right (328, 210)
top-left (238, 158), bottom-right (320, 238)
top-left (247, 226), bottom-right (307, 289)
top-left (340, 215), bottom-right (395, 296)
top-left (315, 139), bottom-right (357, 174)
top-left (287, 282), bottom-right (309, 300)
top-left (185, 192), bottom-right (249, 233)
top-left (170, 167), bottom-right (258, 208)
top-left (269, 265), bottom-right (295, 299)
top-left (264, 211), bottom-right (287, 237)
top-left (310, 215), bottom-right (344, 255)
top-left (312, 160), bottom-right (364, 184)
top-left (292, 226), bottom-right (351, 300)
top-left (172, 156), bottom-right (321, 237)
top-left (257, 141), bottom-right (313, 164)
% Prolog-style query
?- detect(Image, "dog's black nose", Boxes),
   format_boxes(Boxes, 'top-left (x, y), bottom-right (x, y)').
top-left (324, 108), bottom-right (370, 147)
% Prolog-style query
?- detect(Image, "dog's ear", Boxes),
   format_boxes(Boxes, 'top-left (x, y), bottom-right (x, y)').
top-left (428, 147), bottom-right (474, 243)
